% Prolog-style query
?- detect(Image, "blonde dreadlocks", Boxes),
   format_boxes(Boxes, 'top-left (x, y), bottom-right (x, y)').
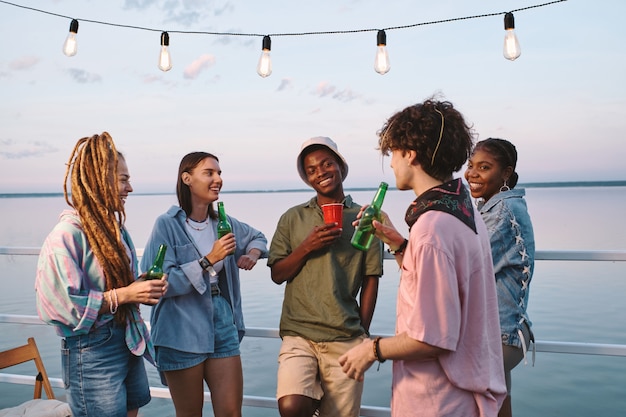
top-left (63, 132), bottom-right (134, 323)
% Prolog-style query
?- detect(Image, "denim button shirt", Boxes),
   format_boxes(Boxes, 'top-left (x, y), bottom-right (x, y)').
top-left (141, 206), bottom-right (268, 354)
top-left (477, 188), bottom-right (535, 348)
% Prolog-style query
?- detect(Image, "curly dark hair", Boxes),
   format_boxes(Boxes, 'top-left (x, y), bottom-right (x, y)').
top-left (378, 99), bottom-right (475, 181)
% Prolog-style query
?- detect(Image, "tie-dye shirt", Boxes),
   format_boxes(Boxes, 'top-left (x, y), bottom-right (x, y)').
top-left (35, 209), bottom-right (154, 363)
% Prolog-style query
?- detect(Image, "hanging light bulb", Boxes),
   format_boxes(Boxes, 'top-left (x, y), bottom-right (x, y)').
top-left (63, 19), bottom-right (79, 57)
top-left (257, 35), bottom-right (272, 78)
top-left (374, 30), bottom-right (390, 75)
top-left (503, 12), bottom-right (521, 61)
top-left (158, 31), bottom-right (172, 72)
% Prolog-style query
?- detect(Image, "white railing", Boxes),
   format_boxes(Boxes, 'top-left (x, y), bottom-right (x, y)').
top-left (2, 247), bottom-right (626, 416)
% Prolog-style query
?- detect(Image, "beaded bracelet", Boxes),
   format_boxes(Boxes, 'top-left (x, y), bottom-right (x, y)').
top-left (373, 336), bottom-right (386, 363)
top-left (109, 288), bottom-right (119, 315)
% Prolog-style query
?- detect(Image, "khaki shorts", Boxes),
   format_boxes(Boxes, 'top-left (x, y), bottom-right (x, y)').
top-left (277, 335), bottom-right (366, 417)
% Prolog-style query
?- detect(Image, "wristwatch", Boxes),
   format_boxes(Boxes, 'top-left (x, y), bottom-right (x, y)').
top-left (199, 256), bottom-right (218, 277)
top-left (387, 239), bottom-right (408, 256)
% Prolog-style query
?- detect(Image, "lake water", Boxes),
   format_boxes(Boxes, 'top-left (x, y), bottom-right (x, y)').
top-left (1, 186), bottom-right (625, 416)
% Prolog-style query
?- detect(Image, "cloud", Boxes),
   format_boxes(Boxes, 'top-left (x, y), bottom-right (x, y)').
top-left (0, 138), bottom-right (59, 159)
top-left (214, 2), bottom-right (235, 16)
top-left (66, 69), bottom-right (102, 84)
top-left (315, 81), bottom-right (336, 97)
top-left (183, 54), bottom-right (216, 79)
top-left (331, 88), bottom-right (361, 103)
top-left (313, 81), bottom-right (364, 103)
top-left (277, 78), bottom-right (293, 92)
top-left (124, 0), bottom-right (235, 27)
top-left (9, 56), bottom-right (40, 71)
top-left (123, 0), bottom-right (159, 10)
top-left (141, 74), bottom-right (178, 87)
top-left (164, 10), bottom-right (202, 26)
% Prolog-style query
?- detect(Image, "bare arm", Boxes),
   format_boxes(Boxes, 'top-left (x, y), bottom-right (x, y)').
top-left (237, 248), bottom-right (262, 270)
top-left (359, 275), bottom-right (380, 333)
top-left (98, 276), bottom-right (168, 314)
top-left (270, 223), bottom-right (341, 284)
top-left (338, 332), bottom-right (448, 381)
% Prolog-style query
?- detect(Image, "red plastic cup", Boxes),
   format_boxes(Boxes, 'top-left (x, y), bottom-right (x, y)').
top-left (321, 203), bottom-right (343, 230)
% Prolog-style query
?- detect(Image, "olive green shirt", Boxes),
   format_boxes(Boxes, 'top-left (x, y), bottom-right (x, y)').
top-left (268, 196), bottom-right (384, 342)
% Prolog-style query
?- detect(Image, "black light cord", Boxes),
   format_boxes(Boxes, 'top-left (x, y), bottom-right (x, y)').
top-left (0, 0), bottom-right (567, 38)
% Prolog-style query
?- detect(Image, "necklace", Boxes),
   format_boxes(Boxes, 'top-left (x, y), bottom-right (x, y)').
top-left (186, 217), bottom-right (210, 231)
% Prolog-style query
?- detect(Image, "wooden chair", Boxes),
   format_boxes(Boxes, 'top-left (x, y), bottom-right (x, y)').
top-left (0, 337), bottom-right (71, 416)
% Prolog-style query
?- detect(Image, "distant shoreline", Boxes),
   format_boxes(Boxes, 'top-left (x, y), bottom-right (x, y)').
top-left (1, 180), bottom-right (625, 198)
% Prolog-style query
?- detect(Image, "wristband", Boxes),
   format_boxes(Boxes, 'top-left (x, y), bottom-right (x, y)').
top-left (373, 336), bottom-right (386, 363)
top-left (387, 239), bottom-right (408, 256)
top-left (199, 256), bottom-right (218, 277)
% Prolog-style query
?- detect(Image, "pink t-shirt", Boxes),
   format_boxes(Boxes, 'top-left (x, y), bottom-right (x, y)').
top-left (392, 209), bottom-right (506, 417)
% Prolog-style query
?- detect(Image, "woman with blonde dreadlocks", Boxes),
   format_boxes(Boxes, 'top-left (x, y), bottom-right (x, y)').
top-left (35, 132), bottom-right (168, 417)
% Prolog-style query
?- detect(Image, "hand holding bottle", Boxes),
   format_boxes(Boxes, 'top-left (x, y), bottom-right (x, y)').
top-left (351, 182), bottom-right (388, 251)
top-left (206, 234), bottom-right (236, 264)
top-left (353, 205), bottom-right (405, 251)
top-left (217, 202), bottom-right (236, 255)
top-left (115, 277), bottom-right (168, 306)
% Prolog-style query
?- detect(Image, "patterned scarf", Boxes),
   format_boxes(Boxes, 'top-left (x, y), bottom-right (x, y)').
top-left (405, 178), bottom-right (477, 234)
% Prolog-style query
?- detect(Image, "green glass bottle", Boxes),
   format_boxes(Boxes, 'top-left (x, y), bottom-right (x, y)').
top-left (350, 182), bottom-right (388, 251)
top-left (146, 244), bottom-right (167, 280)
top-left (217, 202), bottom-right (234, 255)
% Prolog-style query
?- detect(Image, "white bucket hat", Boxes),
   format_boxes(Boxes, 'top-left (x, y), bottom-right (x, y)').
top-left (297, 136), bottom-right (349, 184)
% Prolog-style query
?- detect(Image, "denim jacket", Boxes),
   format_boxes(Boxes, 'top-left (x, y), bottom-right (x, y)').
top-left (477, 188), bottom-right (534, 348)
top-left (141, 205), bottom-right (268, 354)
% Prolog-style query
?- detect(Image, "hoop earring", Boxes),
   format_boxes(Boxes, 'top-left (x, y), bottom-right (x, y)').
top-left (500, 180), bottom-right (511, 193)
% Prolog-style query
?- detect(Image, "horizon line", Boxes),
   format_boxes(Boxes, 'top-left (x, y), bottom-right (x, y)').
top-left (1, 180), bottom-right (625, 198)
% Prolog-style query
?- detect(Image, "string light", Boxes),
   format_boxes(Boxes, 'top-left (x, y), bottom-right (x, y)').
top-left (374, 30), bottom-right (390, 75)
top-left (257, 35), bottom-right (272, 78)
top-left (62, 19), bottom-right (79, 57)
top-left (503, 12), bottom-right (521, 61)
top-left (0, 0), bottom-right (567, 73)
top-left (158, 31), bottom-right (172, 72)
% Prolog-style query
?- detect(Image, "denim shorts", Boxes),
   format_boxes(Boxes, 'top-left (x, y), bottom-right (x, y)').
top-left (156, 293), bottom-right (240, 373)
top-left (62, 320), bottom-right (150, 417)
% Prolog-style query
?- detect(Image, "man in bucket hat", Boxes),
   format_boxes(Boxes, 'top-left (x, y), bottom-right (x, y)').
top-left (268, 136), bottom-right (384, 417)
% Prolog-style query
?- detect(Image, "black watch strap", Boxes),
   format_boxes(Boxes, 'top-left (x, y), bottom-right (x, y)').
top-left (387, 238), bottom-right (408, 255)
top-left (199, 256), bottom-right (212, 270)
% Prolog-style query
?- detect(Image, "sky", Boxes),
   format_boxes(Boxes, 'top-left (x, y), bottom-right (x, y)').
top-left (0, 0), bottom-right (625, 193)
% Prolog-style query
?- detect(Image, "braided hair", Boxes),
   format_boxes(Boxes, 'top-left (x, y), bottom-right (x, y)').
top-left (63, 132), bottom-right (134, 323)
top-left (473, 138), bottom-right (519, 188)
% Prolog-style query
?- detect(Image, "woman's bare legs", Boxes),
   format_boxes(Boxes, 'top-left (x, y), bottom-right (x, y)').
top-left (165, 356), bottom-right (243, 417)
top-left (205, 356), bottom-right (243, 417)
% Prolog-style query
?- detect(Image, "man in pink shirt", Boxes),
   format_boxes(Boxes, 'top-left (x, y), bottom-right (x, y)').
top-left (339, 98), bottom-right (506, 416)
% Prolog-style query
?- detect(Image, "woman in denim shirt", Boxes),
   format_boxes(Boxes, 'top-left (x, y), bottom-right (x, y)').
top-left (142, 152), bottom-right (268, 417)
top-left (465, 138), bottom-right (535, 417)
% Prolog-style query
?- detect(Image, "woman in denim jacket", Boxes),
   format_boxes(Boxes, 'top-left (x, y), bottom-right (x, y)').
top-left (142, 151), bottom-right (268, 417)
top-left (465, 138), bottom-right (535, 417)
